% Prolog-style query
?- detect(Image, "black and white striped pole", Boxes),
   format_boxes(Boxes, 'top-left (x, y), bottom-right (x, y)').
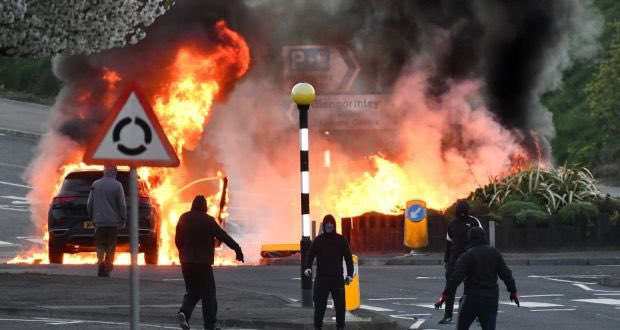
top-left (291, 82), bottom-right (316, 307)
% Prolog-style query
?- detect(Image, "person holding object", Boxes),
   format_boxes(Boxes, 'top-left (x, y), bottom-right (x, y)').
top-left (87, 165), bottom-right (127, 277)
top-left (175, 195), bottom-right (244, 330)
top-left (304, 214), bottom-right (354, 330)
top-left (439, 199), bottom-right (483, 324)
top-left (435, 227), bottom-right (519, 330)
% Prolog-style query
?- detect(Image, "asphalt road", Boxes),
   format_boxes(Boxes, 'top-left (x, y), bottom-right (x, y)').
top-left (0, 133), bottom-right (38, 263)
top-left (0, 264), bottom-right (619, 329)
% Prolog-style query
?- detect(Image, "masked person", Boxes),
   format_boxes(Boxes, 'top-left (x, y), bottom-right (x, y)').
top-left (87, 165), bottom-right (127, 277)
top-left (304, 214), bottom-right (354, 330)
top-left (435, 227), bottom-right (519, 330)
top-left (175, 195), bottom-right (244, 330)
top-left (438, 199), bottom-right (482, 324)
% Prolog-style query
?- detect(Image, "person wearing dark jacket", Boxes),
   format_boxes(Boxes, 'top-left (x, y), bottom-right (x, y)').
top-left (304, 214), bottom-right (354, 330)
top-left (438, 199), bottom-right (482, 324)
top-left (435, 227), bottom-right (519, 330)
top-left (175, 195), bottom-right (244, 330)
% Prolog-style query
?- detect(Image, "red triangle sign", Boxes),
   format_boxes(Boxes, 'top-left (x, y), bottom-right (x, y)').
top-left (84, 82), bottom-right (180, 167)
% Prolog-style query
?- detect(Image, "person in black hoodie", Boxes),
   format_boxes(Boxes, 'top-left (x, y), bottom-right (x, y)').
top-left (434, 227), bottom-right (519, 330)
top-left (438, 199), bottom-right (483, 324)
top-left (304, 214), bottom-right (354, 330)
top-left (175, 195), bottom-right (244, 330)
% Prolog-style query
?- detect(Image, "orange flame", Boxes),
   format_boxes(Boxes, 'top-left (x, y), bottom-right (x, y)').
top-left (10, 20), bottom-right (250, 266)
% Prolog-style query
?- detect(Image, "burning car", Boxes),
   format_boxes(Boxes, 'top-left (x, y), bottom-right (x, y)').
top-left (47, 169), bottom-right (161, 264)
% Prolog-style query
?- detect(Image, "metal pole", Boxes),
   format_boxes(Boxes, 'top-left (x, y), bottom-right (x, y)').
top-left (298, 104), bottom-right (313, 307)
top-left (129, 167), bottom-right (140, 329)
top-left (489, 220), bottom-right (496, 248)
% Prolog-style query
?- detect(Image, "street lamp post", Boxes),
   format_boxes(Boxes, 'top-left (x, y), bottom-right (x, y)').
top-left (291, 82), bottom-right (316, 308)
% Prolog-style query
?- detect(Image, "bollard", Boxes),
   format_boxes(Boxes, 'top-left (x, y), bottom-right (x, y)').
top-left (344, 255), bottom-right (360, 311)
top-left (404, 200), bottom-right (429, 249)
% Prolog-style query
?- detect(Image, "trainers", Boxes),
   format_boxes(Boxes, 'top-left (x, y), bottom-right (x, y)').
top-left (178, 312), bottom-right (190, 330)
top-left (438, 317), bottom-right (452, 324)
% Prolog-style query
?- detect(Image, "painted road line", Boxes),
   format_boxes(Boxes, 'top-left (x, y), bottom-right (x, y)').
top-left (500, 301), bottom-right (563, 308)
top-left (0, 180), bottom-right (31, 189)
top-left (0, 161), bottom-right (26, 169)
top-left (359, 304), bottom-right (394, 312)
top-left (368, 298), bottom-right (417, 301)
top-left (528, 275), bottom-right (595, 285)
top-left (415, 276), bottom-right (442, 279)
top-left (531, 308), bottom-right (576, 312)
top-left (0, 240), bottom-right (16, 246)
top-left (409, 319), bottom-right (426, 329)
top-left (17, 236), bottom-right (45, 245)
top-left (574, 283), bottom-right (620, 293)
top-left (520, 294), bottom-right (564, 298)
top-left (0, 205), bottom-right (28, 212)
top-left (572, 298), bottom-right (620, 306)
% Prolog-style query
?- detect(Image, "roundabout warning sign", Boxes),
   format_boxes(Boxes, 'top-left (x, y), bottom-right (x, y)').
top-left (83, 82), bottom-right (180, 167)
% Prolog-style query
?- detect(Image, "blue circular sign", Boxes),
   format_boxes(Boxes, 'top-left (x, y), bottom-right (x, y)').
top-left (407, 204), bottom-right (426, 222)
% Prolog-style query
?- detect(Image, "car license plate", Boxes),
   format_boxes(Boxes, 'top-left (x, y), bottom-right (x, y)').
top-left (84, 221), bottom-right (95, 229)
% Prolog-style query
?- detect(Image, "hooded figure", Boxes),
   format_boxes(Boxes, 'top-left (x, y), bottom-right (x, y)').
top-left (438, 200), bottom-right (483, 324)
top-left (175, 195), bottom-right (244, 330)
top-left (87, 165), bottom-right (127, 277)
top-left (436, 227), bottom-right (518, 329)
top-left (304, 214), bottom-right (354, 330)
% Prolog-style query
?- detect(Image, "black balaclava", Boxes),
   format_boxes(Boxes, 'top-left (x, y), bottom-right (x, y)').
top-left (455, 200), bottom-right (470, 220)
top-left (322, 214), bottom-right (337, 235)
top-left (191, 195), bottom-right (207, 213)
top-left (467, 227), bottom-right (487, 246)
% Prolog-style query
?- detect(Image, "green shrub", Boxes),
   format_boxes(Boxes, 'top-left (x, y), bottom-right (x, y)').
top-left (515, 209), bottom-right (550, 225)
top-left (557, 202), bottom-right (600, 227)
top-left (498, 201), bottom-right (544, 217)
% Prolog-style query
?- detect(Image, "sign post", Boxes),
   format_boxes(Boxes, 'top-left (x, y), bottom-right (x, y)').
top-left (84, 82), bottom-right (180, 329)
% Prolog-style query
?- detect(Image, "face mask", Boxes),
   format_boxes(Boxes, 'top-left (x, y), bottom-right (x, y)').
top-left (324, 223), bottom-right (335, 233)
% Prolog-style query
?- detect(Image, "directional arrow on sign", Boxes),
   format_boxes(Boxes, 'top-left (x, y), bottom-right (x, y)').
top-left (283, 45), bottom-right (360, 93)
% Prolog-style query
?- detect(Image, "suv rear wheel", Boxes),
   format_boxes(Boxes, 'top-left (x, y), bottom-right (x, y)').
top-left (48, 241), bottom-right (64, 264)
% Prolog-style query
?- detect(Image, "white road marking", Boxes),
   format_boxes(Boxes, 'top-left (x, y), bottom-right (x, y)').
top-left (0, 205), bottom-right (28, 212)
top-left (409, 319), bottom-right (426, 329)
top-left (0, 161), bottom-right (26, 169)
top-left (359, 304), bottom-right (394, 312)
top-left (0, 180), bottom-right (31, 188)
top-left (17, 236), bottom-right (45, 245)
top-left (368, 297), bottom-right (417, 301)
top-left (291, 277), bottom-right (301, 280)
top-left (528, 275), bottom-right (595, 285)
top-left (0, 240), bottom-right (16, 246)
top-left (520, 294), bottom-right (564, 298)
top-left (573, 283), bottom-right (620, 293)
top-left (500, 301), bottom-right (563, 308)
top-left (572, 298), bottom-right (620, 306)
top-left (415, 276), bottom-right (442, 279)
top-left (531, 308), bottom-right (576, 312)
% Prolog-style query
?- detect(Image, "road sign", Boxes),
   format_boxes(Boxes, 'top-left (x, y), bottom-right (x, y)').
top-left (286, 94), bottom-right (394, 130)
top-left (283, 45), bottom-right (360, 93)
top-left (83, 82), bottom-right (180, 167)
top-left (406, 203), bottom-right (426, 222)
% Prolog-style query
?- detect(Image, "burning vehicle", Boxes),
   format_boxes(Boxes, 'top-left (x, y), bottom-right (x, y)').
top-left (48, 169), bottom-right (160, 264)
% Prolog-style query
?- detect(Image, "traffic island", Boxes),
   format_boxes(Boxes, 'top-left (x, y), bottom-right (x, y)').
top-left (0, 273), bottom-right (396, 329)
